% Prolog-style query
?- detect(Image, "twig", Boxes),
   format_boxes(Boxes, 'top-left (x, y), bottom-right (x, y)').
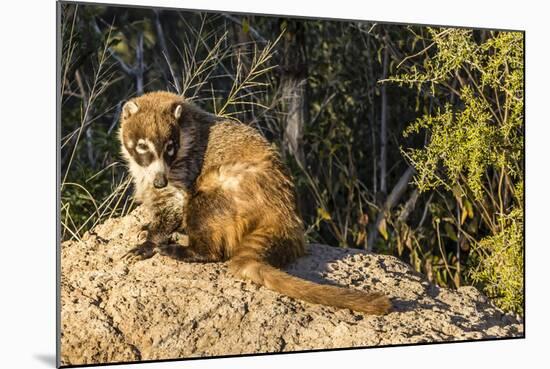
top-left (221, 13), bottom-right (268, 43)
top-left (435, 219), bottom-right (457, 288)
top-left (379, 35), bottom-right (390, 194)
top-left (154, 9), bottom-right (181, 93)
top-left (367, 166), bottom-right (416, 251)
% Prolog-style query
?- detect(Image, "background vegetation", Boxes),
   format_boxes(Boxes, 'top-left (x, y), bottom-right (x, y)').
top-left (60, 3), bottom-right (524, 315)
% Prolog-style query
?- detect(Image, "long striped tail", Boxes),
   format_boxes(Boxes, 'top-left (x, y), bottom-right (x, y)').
top-left (228, 239), bottom-right (391, 315)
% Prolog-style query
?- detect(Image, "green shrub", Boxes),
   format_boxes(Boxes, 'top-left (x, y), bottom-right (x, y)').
top-left (390, 29), bottom-right (524, 314)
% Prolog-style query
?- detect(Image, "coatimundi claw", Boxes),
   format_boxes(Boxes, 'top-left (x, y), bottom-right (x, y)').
top-left (122, 241), bottom-right (156, 262)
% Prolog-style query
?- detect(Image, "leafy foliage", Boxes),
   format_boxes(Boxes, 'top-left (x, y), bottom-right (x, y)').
top-left (390, 29), bottom-right (524, 313)
top-left (470, 206), bottom-right (524, 314)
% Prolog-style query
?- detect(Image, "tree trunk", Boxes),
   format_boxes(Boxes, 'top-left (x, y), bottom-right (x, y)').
top-left (283, 78), bottom-right (306, 166)
top-left (379, 40), bottom-right (390, 195)
top-left (153, 10), bottom-right (181, 94)
top-left (280, 21), bottom-right (307, 167)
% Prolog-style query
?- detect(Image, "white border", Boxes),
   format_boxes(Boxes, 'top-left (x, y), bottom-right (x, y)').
top-left (0, 0), bottom-right (547, 368)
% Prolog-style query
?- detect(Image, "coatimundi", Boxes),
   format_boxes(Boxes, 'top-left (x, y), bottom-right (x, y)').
top-left (119, 91), bottom-right (391, 315)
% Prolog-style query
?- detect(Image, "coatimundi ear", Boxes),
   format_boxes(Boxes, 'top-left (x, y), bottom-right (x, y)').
top-left (174, 104), bottom-right (183, 120)
top-left (122, 101), bottom-right (139, 119)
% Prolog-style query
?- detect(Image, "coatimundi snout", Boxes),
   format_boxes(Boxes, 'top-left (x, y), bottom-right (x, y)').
top-left (119, 91), bottom-right (391, 315)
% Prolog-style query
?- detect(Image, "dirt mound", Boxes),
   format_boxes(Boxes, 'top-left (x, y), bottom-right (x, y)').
top-left (60, 207), bottom-right (522, 366)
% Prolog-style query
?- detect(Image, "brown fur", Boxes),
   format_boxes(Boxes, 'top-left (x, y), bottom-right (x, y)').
top-left (119, 91), bottom-right (391, 315)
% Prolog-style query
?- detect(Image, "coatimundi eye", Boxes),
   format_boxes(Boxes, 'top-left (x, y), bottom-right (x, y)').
top-left (136, 142), bottom-right (148, 154)
top-left (166, 141), bottom-right (175, 156)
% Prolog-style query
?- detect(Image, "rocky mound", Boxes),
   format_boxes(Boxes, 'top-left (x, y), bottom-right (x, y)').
top-left (60, 207), bottom-right (523, 366)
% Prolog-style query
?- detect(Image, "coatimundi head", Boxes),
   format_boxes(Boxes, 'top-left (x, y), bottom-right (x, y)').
top-left (119, 91), bottom-right (185, 196)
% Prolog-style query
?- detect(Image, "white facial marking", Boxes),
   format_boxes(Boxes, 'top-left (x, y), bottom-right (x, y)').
top-left (121, 133), bottom-right (170, 202)
top-left (136, 138), bottom-right (155, 155)
top-left (148, 158), bottom-right (165, 174)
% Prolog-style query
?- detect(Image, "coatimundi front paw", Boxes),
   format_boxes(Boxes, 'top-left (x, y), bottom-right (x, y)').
top-left (122, 241), bottom-right (157, 262)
